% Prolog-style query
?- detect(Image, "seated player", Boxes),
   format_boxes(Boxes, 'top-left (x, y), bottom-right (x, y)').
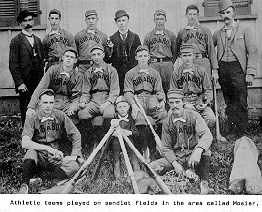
top-left (111, 96), bottom-right (140, 179)
top-left (170, 44), bottom-right (216, 128)
top-left (124, 45), bottom-right (167, 160)
top-left (150, 89), bottom-right (213, 194)
top-left (19, 89), bottom-right (83, 194)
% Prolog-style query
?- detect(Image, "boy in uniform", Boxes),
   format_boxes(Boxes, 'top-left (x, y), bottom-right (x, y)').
top-left (19, 89), bottom-right (82, 194)
top-left (42, 9), bottom-right (76, 72)
top-left (170, 44), bottom-right (216, 128)
top-left (150, 89), bottom-right (213, 194)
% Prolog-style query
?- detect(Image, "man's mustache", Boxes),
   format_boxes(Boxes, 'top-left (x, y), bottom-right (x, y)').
top-left (25, 24), bottom-right (33, 29)
top-left (224, 17), bottom-right (230, 21)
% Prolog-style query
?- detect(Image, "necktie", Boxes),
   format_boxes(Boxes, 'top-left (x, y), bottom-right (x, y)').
top-left (49, 30), bottom-right (60, 36)
top-left (222, 26), bottom-right (234, 36)
top-left (155, 30), bottom-right (164, 35)
top-left (118, 114), bottom-right (129, 122)
top-left (139, 69), bottom-right (149, 75)
top-left (87, 29), bottom-right (96, 34)
top-left (183, 68), bottom-right (193, 75)
top-left (121, 33), bottom-right (127, 41)
top-left (173, 117), bottom-right (186, 124)
top-left (60, 71), bottom-right (70, 78)
top-left (94, 67), bottom-right (103, 73)
top-left (25, 34), bottom-right (33, 37)
top-left (186, 25), bottom-right (196, 30)
top-left (41, 117), bottom-right (54, 122)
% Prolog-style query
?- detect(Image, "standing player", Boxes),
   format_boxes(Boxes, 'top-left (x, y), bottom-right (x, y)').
top-left (42, 9), bottom-right (76, 72)
top-left (150, 89), bottom-right (213, 194)
top-left (144, 10), bottom-right (177, 94)
top-left (108, 10), bottom-right (141, 94)
top-left (75, 10), bottom-right (109, 75)
top-left (19, 89), bottom-right (82, 194)
top-left (170, 44), bottom-right (216, 128)
top-left (124, 45), bottom-right (167, 159)
top-left (176, 4), bottom-right (218, 80)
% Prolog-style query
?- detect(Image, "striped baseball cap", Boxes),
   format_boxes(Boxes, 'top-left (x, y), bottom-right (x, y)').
top-left (85, 10), bottom-right (97, 17)
top-left (167, 89), bottom-right (184, 100)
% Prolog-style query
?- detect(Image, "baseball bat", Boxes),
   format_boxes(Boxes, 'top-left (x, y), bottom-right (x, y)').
top-left (134, 95), bottom-right (164, 156)
top-left (121, 131), bottom-right (172, 194)
top-left (116, 128), bottom-right (140, 194)
top-left (61, 125), bottom-right (116, 194)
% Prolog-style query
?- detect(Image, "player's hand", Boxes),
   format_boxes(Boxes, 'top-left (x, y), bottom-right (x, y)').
top-left (183, 103), bottom-right (196, 111)
top-left (26, 108), bottom-right (36, 118)
top-left (123, 129), bottom-right (132, 136)
top-left (107, 39), bottom-right (114, 48)
top-left (195, 104), bottom-right (207, 111)
top-left (172, 160), bottom-right (184, 174)
top-left (48, 148), bottom-right (63, 161)
top-left (100, 101), bottom-right (111, 113)
top-left (246, 74), bottom-right (254, 86)
top-left (79, 102), bottom-right (86, 109)
top-left (188, 148), bottom-right (203, 168)
top-left (157, 101), bottom-right (165, 110)
top-left (67, 106), bottom-right (77, 116)
top-left (212, 69), bottom-right (219, 83)
top-left (18, 83), bottom-right (28, 92)
top-left (131, 104), bottom-right (141, 120)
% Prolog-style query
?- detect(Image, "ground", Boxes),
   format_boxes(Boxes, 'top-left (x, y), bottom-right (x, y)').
top-left (0, 116), bottom-right (262, 194)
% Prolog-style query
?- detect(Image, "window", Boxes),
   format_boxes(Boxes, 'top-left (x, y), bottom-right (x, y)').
top-left (0, 0), bottom-right (40, 27)
top-left (202, 0), bottom-right (252, 17)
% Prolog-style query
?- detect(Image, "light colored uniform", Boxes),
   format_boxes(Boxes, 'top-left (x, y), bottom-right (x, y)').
top-left (150, 108), bottom-right (213, 174)
top-left (170, 64), bottom-right (216, 128)
top-left (124, 66), bottom-right (167, 125)
top-left (144, 28), bottom-right (177, 94)
top-left (78, 62), bottom-right (120, 119)
top-left (22, 109), bottom-right (81, 178)
top-left (176, 24), bottom-right (218, 79)
top-left (75, 29), bottom-right (108, 74)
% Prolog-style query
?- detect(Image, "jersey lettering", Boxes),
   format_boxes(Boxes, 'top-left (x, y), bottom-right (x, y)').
top-left (176, 75), bottom-right (201, 88)
top-left (78, 34), bottom-right (100, 46)
top-left (90, 73), bottom-right (110, 88)
top-left (46, 36), bottom-right (69, 49)
top-left (133, 75), bottom-right (155, 87)
top-left (182, 31), bottom-right (205, 44)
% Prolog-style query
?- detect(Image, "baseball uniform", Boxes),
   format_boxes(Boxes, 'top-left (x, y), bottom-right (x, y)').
top-left (144, 28), bottom-right (177, 94)
top-left (170, 64), bottom-right (216, 128)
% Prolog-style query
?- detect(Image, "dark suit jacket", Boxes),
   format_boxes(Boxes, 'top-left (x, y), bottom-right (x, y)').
top-left (109, 30), bottom-right (141, 71)
top-left (9, 32), bottom-right (44, 92)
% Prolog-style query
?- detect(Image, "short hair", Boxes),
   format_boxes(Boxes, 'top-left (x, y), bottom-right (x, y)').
top-left (39, 89), bottom-right (54, 99)
top-left (186, 4), bottom-right (199, 14)
top-left (49, 9), bottom-right (61, 18)
top-left (135, 45), bottom-right (149, 55)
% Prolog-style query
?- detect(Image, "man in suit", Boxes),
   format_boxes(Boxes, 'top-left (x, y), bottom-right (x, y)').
top-left (213, 0), bottom-right (258, 136)
top-left (108, 10), bottom-right (141, 94)
top-left (9, 10), bottom-right (44, 126)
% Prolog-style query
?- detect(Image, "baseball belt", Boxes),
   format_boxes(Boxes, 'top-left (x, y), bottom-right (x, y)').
top-left (78, 60), bottom-right (93, 65)
top-left (150, 57), bottom-right (173, 63)
top-left (134, 89), bottom-right (153, 95)
top-left (45, 57), bottom-right (60, 62)
top-left (90, 89), bottom-right (109, 95)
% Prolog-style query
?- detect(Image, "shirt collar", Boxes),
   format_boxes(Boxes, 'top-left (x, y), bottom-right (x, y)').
top-left (223, 21), bottom-right (236, 30)
top-left (119, 29), bottom-right (129, 35)
top-left (92, 62), bottom-right (107, 72)
top-left (37, 109), bottom-right (56, 121)
top-left (22, 29), bottom-right (33, 37)
top-left (60, 65), bottom-right (75, 77)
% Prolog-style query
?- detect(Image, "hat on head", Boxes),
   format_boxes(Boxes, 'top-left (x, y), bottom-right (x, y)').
top-left (218, 0), bottom-right (234, 12)
top-left (186, 4), bottom-right (199, 13)
top-left (85, 10), bottom-right (97, 17)
top-left (17, 10), bottom-right (37, 23)
top-left (63, 47), bottom-right (78, 57)
top-left (180, 43), bottom-right (194, 53)
top-left (114, 10), bottom-right (129, 21)
top-left (115, 96), bottom-right (129, 105)
top-left (39, 89), bottom-right (55, 99)
top-left (167, 89), bottom-right (184, 100)
top-left (49, 9), bottom-right (61, 17)
top-left (135, 45), bottom-right (149, 54)
top-left (154, 9), bottom-right (166, 18)
top-left (90, 44), bottom-right (104, 53)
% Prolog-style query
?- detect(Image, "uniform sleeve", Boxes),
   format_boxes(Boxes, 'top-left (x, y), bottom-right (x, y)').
top-left (9, 38), bottom-right (23, 87)
top-left (154, 72), bottom-right (166, 102)
top-left (162, 120), bottom-right (177, 164)
top-left (168, 31), bottom-right (177, 63)
top-left (22, 117), bottom-right (35, 139)
top-left (102, 34), bottom-right (110, 63)
top-left (175, 30), bottom-right (183, 59)
top-left (27, 67), bottom-right (54, 109)
top-left (107, 66), bottom-right (120, 104)
top-left (143, 32), bottom-right (151, 49)
top-left (213, 31), bottom-right (218, 47)
top-left (194, 113), bottom-right (213, 151)
top-left (75, 33), bottom-right (80, 54)
top-left (70, 74), bottom-right (83, 108)
top-left (80, 71), bottom-right (91, 104)
top-left (62, 113), bottom-right (82, 156)
top-left (201, 67), bottom-right (213, 104)
top-left (42, 35), bottom-right (48, 59)
top-left (205, 28), bottom-right (219, 70)
top-left (169, 69), bottom-right (179, 89)
top-left (124, 71), bottom-right (136, 105)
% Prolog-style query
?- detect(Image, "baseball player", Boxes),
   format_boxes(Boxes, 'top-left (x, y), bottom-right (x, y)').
top-left (108, 10), bottom-right (141, 94)
top-left (75, 10), bottom-right (109, 75)
top-left (170, 44), bottom-right (216, 128)
top-left (144, 9), bottom-right (177, 94)
top-left (18, 89), bottom-right (82, 194)
top-left (78, 44), bottom-right (120, 148)
top-left (26, 47), bottom-right (82, 123)
top-left (111, 96), bottom-right (140, 179)
top-left (175, 4), bottom-right (218, 80)
top-left (150, 89), bottom-right (213, 194)
top-left (124, 45), bottom-right (167, 159)
top-left (42, 9), bottom-right (77, 72)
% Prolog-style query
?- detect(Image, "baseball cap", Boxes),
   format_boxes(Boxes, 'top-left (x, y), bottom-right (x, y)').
top-left (17, 10), bottom-right (38, 23)
top-left (90, 44), bottom-right (104, 53)
top-left (180, 44), bottom-right (194, 53)
top-left (154, 9), bottom-right (166, 18)
top-left (135, 45), bottom-right (149, 54)
top-left (63, 47), bottom-right (78, 57)
top-left (218, 0), bottom-right (234, 13)
top-left (49, 9), bottom-right (61, 17)
top-left (114, 10), bottom-right (129, 21)
top-left (39, 89), bottom-right (55, 99)
top-left (115, 96), bottom-right (129, 105)
top-left (186, 4), bottom-right (199, 13)
top-left (167, 89), bottom-right (184, 100)
top-left (85, 10), bottom-right (97, 17)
